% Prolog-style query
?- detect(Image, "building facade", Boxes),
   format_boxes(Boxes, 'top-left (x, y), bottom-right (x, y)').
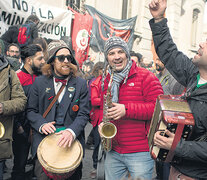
top-left (37, 0), bottom-right (207, 60)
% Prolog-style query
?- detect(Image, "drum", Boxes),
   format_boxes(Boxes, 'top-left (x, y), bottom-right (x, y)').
top-left (37, 133), bottom-right (83, 180)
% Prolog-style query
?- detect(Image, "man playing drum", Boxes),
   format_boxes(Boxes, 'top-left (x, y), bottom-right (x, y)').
top-left (27, 40), bottom-right (90, 180)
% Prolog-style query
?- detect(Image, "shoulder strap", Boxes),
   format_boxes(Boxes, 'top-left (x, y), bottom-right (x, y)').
top-left (8, 68), bottom-right (12, 99)
top-left (43, 84), bottom-right (65, 118)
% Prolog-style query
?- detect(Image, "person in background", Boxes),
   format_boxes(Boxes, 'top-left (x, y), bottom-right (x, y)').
top-left (99, 36), bottom-right (163, 180)
top-left (11, 44), bottom-right (45, 180)
top-left (1, 14), bottom-right (40, 49)
top-left (81, 58), bottom-right (94, 80)
top-left (6, 43), bottom-right (20, 59)
top-left (142, 57), bottom-right (156, 73)
top-left (6, 43), bottom-right (22, 71)
top-left (130, 51), bottom-right (143, 67)
top-left (83, 58), bottom-right (95, 150)
top-left (156, 57), bottom-right (185, 95)
top-left (155, 57), bottom-right (185, 180)
top-left (0, 47), bottom-right (27, 180)
top-left (27, 40), bottom-right (90, 180)
top-left (149, 0), bottom-right (207, 179)
top-left (89, 62), bottom-right (104, 179)
top-left (33, 37), bottom-right (49, 62)
top-left (0, 39), bottom-right (5, 55)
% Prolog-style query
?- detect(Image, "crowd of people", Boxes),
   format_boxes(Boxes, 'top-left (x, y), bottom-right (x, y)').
top-left (0, 0), bottom-right (207, 180)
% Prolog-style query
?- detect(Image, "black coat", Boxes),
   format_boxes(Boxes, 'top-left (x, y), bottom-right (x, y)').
top-left (27, 75), bottom-right (90, 158)
top-left (150, 18), bottom-right (207, 179)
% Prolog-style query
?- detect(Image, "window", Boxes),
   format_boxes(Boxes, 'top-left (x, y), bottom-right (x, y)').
top-left (191, 9), bottom-right (200, 47)
top-left (66, 0), bottom-right (80, 11)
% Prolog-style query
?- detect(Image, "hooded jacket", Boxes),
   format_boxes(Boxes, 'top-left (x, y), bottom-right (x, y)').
top-left (150, 18), bottom-right (207, 179)
top-left (0, 55), bottom-right (27, 160)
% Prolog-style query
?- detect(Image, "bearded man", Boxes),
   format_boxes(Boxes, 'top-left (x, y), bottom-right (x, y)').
top-left (12, 44), bottom-right (45, 180)
top-left (27, 40), bottom-right (90, 180)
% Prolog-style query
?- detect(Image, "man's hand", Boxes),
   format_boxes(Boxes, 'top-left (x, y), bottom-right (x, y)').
top-left (56, 130), bottom-right (74, 148)
top-left (149, 0), bottom-right (167, 22)
top-left (0, 103), bottom-right (3, 114)
top-left (107, 103), bottom-right (126, 120)
top-left (154, 130), bottom-right (174, 150)
top-left (41, 121), bottom-right (56, 135)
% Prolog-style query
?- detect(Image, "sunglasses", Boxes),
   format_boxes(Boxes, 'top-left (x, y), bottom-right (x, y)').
top-left (55, 55), bottom-right (72, 62)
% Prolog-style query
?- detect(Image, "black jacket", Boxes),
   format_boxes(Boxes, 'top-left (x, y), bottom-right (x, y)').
top-left (150, 18), bottom-right (207, 179)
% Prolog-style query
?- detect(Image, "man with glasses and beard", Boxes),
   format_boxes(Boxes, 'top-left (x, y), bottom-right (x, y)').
top-left (6, 43), bottom-right (22, 71)
top-left (12, 44), bottom-right (45, 180)
top-left (6, 43), bottom-right (20, 59)
top-left (155, 57), bottom-right (184, 95)
top-left (27, 40), bottom-right (90, 180)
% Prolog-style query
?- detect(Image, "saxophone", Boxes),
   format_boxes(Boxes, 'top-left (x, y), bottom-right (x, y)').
top-left (101, 66), bottom-right (117, 152)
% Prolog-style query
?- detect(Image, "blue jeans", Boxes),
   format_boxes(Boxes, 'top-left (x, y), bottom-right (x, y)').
top-left (105, 151), bottom-right (154, 180)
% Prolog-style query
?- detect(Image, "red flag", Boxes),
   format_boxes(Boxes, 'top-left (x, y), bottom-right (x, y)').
top-left (70, 7), bottom-right (93, 67)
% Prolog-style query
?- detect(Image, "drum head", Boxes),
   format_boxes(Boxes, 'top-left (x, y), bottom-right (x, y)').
top-left (37, 133), bottom-right (83, 174)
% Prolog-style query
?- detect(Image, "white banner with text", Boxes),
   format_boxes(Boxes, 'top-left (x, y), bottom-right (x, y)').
top-left (0, 0), bottom-right (73, 39)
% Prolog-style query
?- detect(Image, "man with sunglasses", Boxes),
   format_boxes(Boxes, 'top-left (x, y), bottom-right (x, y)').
top-left (27, 40), bottom-right (90, 180)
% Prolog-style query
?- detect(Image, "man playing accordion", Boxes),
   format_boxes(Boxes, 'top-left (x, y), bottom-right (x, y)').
top-left (149, 0), bottom-right (207, 179)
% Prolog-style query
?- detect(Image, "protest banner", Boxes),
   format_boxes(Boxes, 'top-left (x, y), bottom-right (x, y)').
top-left (0, 0), bottom-right (73, 39)
top-left (69, 7), bottom-right (93, 66)
top-left (85, 5), bottom-right (137, 51)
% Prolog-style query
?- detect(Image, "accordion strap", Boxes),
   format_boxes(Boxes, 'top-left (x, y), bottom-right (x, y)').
top-left (165, 119), bottom-right (185, 162)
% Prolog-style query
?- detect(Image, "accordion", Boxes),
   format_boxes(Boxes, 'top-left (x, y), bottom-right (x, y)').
top-left (148, 95), bottom-right (195, 162)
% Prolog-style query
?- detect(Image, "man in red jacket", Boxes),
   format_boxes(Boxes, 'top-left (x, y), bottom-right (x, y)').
top-left (99, 36), bottom-right (163, 180)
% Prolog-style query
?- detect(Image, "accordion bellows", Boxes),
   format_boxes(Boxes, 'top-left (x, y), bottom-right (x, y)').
top-left (148, 95), bottom-right (195, 162)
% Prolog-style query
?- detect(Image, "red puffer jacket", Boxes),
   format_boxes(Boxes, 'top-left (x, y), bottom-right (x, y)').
top-left (90, 75), bottom-right (102, 127)
top-left (100, 62), bottom-right (163, 154)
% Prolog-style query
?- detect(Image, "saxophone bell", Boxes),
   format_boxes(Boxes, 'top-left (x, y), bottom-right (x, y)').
top-left (0, 122), bottom-right (5, 139)
top-left (101, 122), bottom-right (117, 139)
top-left (101, 122), bottom-right (117, 152)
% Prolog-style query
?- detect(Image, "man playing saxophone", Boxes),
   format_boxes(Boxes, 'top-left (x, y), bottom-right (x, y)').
top-left (99, 36), bottom-right (163, 180)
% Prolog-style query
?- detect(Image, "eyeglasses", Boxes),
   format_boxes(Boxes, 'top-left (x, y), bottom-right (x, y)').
top-left (55, 55), bottom-right (72, 62)
top-left (9, 50), bottom-right (19, 54)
